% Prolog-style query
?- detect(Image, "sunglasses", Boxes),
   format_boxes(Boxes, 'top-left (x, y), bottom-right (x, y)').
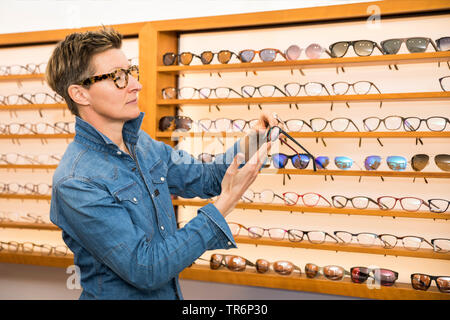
top-left (305, 263), bottom-right (351, 281)
top-left (363, 155), bottom-right (407, 171)
top-left (285, 44), bottom-right (331, 60)
top-left (266, 126), bottom-right (317, 171)
top-left (162, 52), bottom-right (202, 66)
top-left (329, 40), bottom-right (383, 57)
top-left (238, 48), bottom-right (286, 63)
top-left (158, 116), bottom-right (193, 132)
top-left (380, 37), bottom-right (438, 55)
top-left (255, 259), bottom-right (302, 276)
top-left (271, 153), bottom-right (315, 170)
top-left (208, 254), bottom-right (255, 272)
top-left (411, 273), bottom-right (450, 293)
top-left (351, 267), bottom-right (398, 286)
top-left (411, 154), bottom-right (450, 172)
top-left (436, 37), bottom-right (450, 51)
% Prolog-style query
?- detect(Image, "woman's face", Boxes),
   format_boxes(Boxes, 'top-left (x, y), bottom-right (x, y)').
top-left (82, 48), bottom-right (142, 123)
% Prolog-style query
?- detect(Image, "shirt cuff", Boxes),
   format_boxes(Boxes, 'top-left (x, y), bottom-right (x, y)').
top-left (197, 203), bottom-right (237, 249)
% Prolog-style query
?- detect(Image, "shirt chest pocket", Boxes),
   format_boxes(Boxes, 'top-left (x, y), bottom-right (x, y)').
top-left (114, 181), bottom-right (142, 205)
top-left (149, 159), bottom-right (168, 186)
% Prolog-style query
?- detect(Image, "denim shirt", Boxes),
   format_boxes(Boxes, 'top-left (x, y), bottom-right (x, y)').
top-left (50, 112), bottom-right (239, 300)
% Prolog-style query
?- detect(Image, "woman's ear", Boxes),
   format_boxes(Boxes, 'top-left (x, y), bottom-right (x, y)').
top-left (68, 84), bottom-right (90, 106)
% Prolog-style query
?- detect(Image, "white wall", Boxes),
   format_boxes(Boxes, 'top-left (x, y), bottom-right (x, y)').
top-left (0, 0), bottom-right (375, 34)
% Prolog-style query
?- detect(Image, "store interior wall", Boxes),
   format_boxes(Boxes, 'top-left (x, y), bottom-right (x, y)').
top-left (0, 1), bottom-right (448, 300)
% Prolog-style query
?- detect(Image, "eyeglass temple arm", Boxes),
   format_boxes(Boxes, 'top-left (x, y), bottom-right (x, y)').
top-left (274, 85), bottom-right (288, 96)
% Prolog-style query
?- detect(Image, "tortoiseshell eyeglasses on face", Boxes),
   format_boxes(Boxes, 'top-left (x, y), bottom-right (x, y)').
top-left (78, 65), bottom-right (139, 89)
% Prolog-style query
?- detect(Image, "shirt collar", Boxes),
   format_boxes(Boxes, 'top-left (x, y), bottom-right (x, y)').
top-left (74, 112), bottom-right (145, 148)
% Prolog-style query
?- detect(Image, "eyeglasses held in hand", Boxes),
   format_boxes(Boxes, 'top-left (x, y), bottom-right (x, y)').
top-left (255, 259), bottom-right (302, 276)
top-left (411, 273), bottom-right (450, 293)
top-left (78, 65), bottom-right (139, 89)
top-left (351, 267), bottom-right (398, 286)
top-left (238, 48), bottom-right (286, 63)
top-left (380, 37), bottom-right (438, 54)
top-left (266, 126), bottom-right (317, 171)
top-left (305, 263), bottom-right (351, 281)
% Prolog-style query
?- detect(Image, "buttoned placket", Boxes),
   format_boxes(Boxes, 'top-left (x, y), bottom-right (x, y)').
top-left (127, 144), bottom-right (169, 238)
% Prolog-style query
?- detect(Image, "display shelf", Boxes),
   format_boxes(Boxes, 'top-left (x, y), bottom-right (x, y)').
top-left (179, 264), bottom-right (450, 300)
top-left (157, 51), bottom-right (450, 75)
top-left (173, 199), bottom-right (449, 220)
top-left (0, 251), bottom-right (447, 300)
top-left (0, 103), bottom-right (66, 111)
top-left (0, 194), bottom-right (51, 201)
top-left (0, 134), bottom-right (74, 140)
top-left (157, 130), bottom-right (450, 139)
top-left (0, 250), bottom-right (73, 268)
top-left (233, 235), bottom-right (449, 261)
top-left (0, 74), bottom-right (45, 82)
top-left (0, 164), bottom-right (58, 170)
top-left (0, 221), bottom-right (59, 231)
top-left (156, 92), bottom-right (450, 106)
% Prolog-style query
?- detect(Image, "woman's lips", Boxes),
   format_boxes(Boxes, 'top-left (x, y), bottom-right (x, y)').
top-left (127, 98), bottom-right (137, 104)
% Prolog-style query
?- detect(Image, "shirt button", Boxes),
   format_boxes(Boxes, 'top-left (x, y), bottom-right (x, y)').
top-left (132, 197), bottom-right (137, 202)
top-left (160, 226), bottom-right (165, 230)
top-left (160, 177), bottom-right (165, 182)
top-left (227, 241), bottom-right (232, 246)
top-left (116, 151), bottom-right (122, 155)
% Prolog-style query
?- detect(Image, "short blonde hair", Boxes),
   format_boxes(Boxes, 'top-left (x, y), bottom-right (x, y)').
top-left (46, 27), bottom-right (123, 117)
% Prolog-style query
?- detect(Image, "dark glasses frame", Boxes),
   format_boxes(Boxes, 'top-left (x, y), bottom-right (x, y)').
top-left (255, 259), bottom-right (302, 275)
top-left (331, 195), bottom-right (379, 210)
top-left (427, 199), bottom-right (450, 213)
top-left (162, 52), bottom-right (202, 66)
top-left (351, 266), bottom-right (399, 286)
top-left (329, 40), bottom-right (384, 57)
top-left (198, 50), bottom-right (239, 64)
top-left (380, 37), bottom-right (438, 54)
top-left (78, 65), bottom-right (139, 89)
top-left (410, 273), bottom-right (450, 293)
top-left (241, 84), bottom-right (287, 98)
top-left (158, 115), bottom-right (193, 132)
top-left (438, 76), bottom-right (449, 92)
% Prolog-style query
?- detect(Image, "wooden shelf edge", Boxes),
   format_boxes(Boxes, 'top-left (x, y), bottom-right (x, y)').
top-left (0, 134), bottom-right (74, 140)
top-left (0, 164), bottom-right (58, 170)
top-left (173, 199), bottom-right (449, 220)
top-left (180, 264), bottom-right (450, 300)
top-left (0, 251), bottom-right (73, 268)
top-left (0, 194), bottom-right (51, 200)
top-left (0, 221), bottom-right (59, 231)
top-left (157, 51), bottom-right (450, 74)
top-left (233, 236), bottom-right (449, 261)
top-left (157, 92), bottom-right (450, 105)
top-left (156, 131), bottom-right (450, 139)
top-left (0, 103), bottom-right (66, 111)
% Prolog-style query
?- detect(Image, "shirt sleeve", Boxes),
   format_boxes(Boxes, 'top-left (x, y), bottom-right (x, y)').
top-left (163, 139), bottom-right (242, 199)
top-left (52, 176), bottom-right (236, 291)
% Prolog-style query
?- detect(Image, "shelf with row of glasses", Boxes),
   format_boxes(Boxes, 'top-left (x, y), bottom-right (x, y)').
top-left (156, 51), bottom-right (450, 75)
top-left (156, 92), bottom-right (450, 105)
top-left (233, 235), bottom-right (449, 261)
top-left (179, 264), bottom-right (450, 300)
top-left (0, 164), bottom-right (58, 170)
top-left (0, 103), bottom-right (66, 111)
top-left (0, 221), bottom-right (59, 231)
top-left (0, 250), bottom-right (447, 300)
top-left (0, 73), bottom-right (45, 82)
top-left (0, 134), bottom-right (74, 140)
top-left (173, 199), bottom-right (449, 220)
top-left (156, 130), bottom-right (450, 139)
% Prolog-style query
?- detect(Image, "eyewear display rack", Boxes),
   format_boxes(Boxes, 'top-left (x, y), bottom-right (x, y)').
top-left (0, 0), bottom-right (449, 300)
